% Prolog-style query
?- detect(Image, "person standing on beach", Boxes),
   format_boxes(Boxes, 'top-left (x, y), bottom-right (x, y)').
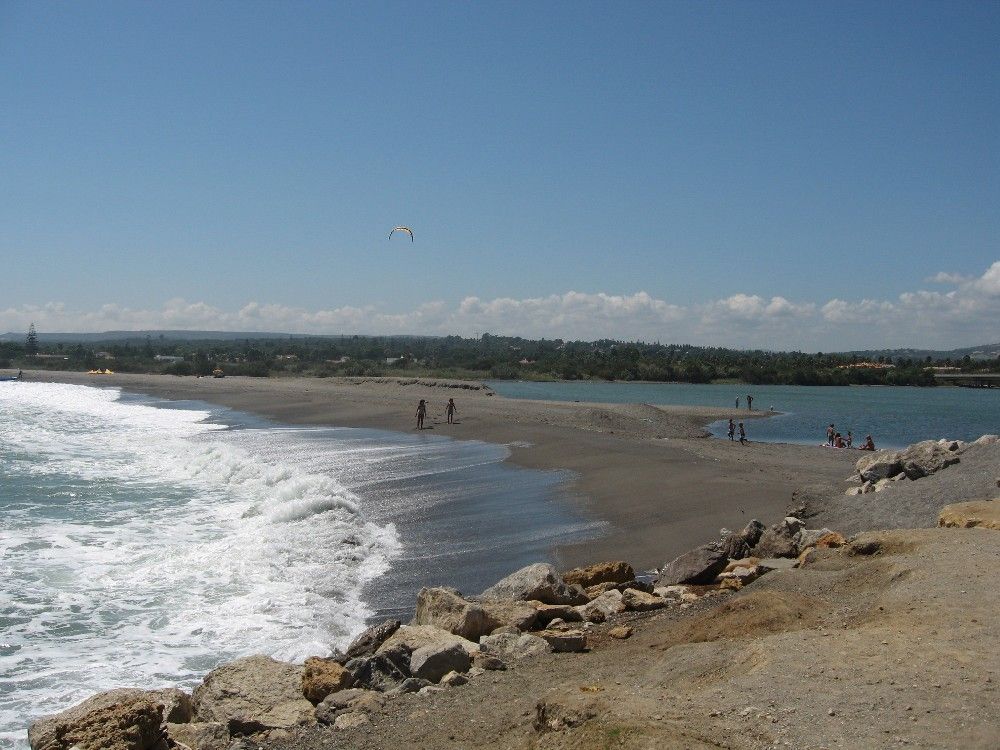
top-left (735, 396), bottom-right (740, 409)
top-left (826, 423), bottom-right (835, 445)
top-left (728, 418), bottom-right (735, 441)
top-left (415, 399), bottom-right (427, 430)
top-left (446, 398), bottom-right (457, 424)
top-left (746, 394), bottom-right (753, 410)
top-left (738, 422), bottom-right (747, 445)
top-left (847, 431), bottom-right (853, 448)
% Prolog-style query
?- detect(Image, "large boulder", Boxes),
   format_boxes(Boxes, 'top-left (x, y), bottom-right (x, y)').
top-left (412, 587), bottom-right (498, 641)
top-left (164, 722), bottom-right (229, 750)
top-left (376, 624), bottom-right (478, 656)
top-left (560, 561), bottom-right (634, 588)
top-left (856, 451), bottom-right (903, 482)
top-left (479, 632), bottom-right (551, 661)
top-left (478, 599), bottom-right (540, 631)
top-left (191, 655), bottom-right (315, 729)
top-left (301, 657), bottom-right (354, 704)
top-left (899, 440), bottom-right (961, 479)
top-left (658, 541), bottom-right (729, 585)
top-left (481, 563), bottom-right (588, 605)
top-left (578, 589), bottom-right (624, 622)
top-left (721, 520), bottom-right (766, 560)
top-left (750, 517), bottom-right (805, 559)
top-left (409, 642), bottom-right (471, 683)
top-left (537, 629), bottom-right (587, 653)
top-left (343, 649), bottom-right (409, 693)
top-left (344, 619), bottom-right (401, 660)
top-left (856, 440), bottom-right (962, 483)
top-left (29, 689), bottom-right (178, 750)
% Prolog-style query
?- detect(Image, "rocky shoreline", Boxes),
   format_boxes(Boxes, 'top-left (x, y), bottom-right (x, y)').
top-left (27, 435), bottom-right (1000, 750)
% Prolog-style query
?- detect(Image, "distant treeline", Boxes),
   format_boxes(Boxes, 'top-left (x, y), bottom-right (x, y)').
top-left (4, 333), bottom-right (999, 385)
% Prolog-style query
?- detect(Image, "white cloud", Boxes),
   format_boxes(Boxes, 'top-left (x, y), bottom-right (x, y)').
top-left (925, 271), bottom-right (971, 285)
top-left (3, 261), bottom-right (998, 350)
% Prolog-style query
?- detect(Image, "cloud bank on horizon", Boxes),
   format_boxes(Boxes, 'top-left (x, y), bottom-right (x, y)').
top-left (4, 261), bottom-right (998, 351)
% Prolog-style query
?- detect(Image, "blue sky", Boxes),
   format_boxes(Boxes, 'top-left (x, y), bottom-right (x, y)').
top-left (1, 1), bottom-right (997, 349)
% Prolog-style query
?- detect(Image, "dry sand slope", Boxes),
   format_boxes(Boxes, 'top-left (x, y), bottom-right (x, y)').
top-left (265, 527), bottom-right (999, 750)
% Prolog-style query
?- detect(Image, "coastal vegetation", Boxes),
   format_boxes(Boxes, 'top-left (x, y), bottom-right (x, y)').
top-left (4, 329), bottom-right (998, 386)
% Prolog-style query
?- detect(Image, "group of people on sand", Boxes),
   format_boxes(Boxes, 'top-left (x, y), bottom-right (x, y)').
top-left (826, 423), bottom-right (875, 451)
top-left (415, 398), bottom-right (458, 430)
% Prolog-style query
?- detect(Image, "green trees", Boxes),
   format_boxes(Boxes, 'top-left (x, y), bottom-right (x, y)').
top-left (25, 323), bottom-right (39, 356)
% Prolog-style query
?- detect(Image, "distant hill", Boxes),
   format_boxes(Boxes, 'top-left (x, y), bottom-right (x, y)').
top-left (842, 343), bottom-right (1000, 361)
top-left (0, 330), bottom-right (432, 343)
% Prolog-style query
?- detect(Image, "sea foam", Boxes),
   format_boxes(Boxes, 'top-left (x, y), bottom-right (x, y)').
top-left (0, 382), bottom-right (399, 749)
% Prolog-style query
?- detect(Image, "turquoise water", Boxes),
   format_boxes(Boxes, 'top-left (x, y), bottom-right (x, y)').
top-left (487, 381), bottom-right (999, 449)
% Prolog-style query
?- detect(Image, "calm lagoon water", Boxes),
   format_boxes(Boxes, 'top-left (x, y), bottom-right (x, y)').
top-left (0, 382), bottom-right (599, 749)
top-left (487, 381), bottom-right (999, 449)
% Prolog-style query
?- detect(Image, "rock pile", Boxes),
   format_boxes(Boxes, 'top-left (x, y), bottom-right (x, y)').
top-left (845, 436), bottom-right (997, 495)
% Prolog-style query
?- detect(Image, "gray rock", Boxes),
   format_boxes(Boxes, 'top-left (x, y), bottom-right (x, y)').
top-left (750, 517), bottom-right (805, 559)
top-left (578, 589), bottom-right (624, 622)
top-left (537, 629), bottom-right (587, 652)
top-left (165, 722), bottom-right (229, 750)
top-left (345, 619), bottom-right (401, 660)
top-left (478, 599), bottom-right (540, 631)
top-left (721, 519), bottom-right (766, 560)
top-left (409, 642), bottom-right (471, 683)
top-left (344, 648), bottom-right (410, 692)
top-left (412, 587), bottom-right (498, 641)
top-left (479, 632), bottom-right (551, 661)
top-left (481, 563), bottom-right (587, 605)
top-left (192, 655), bottom-right (315, 729)
top-left (658, 542), bottom-right (728, 585)
top-left (376, 624), bottom-right (478, 657)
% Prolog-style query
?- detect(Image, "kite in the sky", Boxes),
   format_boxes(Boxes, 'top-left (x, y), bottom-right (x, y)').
top-left (388, 226), bottom-right (414, 242)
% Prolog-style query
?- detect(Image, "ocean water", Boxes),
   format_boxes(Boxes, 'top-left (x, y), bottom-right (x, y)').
top-left (0, 382), bottom-right (600, 749)
top-left (487, 381), bottom-right (999, 449)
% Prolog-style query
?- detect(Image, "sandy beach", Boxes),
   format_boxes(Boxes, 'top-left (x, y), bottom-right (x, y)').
top-left (26, 370), bottom-right (857, 571)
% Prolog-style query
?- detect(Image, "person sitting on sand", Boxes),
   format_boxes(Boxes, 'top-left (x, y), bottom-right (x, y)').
top-left (846, 431), bottom-right (853, 448)
top-left (446, 398), bottom-right (457, 424)
top-left (738, 422), bottom-right (747, 445)
top-left (727, 418), bottom-right (735, 441)
top-left (415, 399), bottom-right (427, 430)
top-left (835, 432), bottom-right (845, 448)
top-left (862, 434), bottom-right (876, 451)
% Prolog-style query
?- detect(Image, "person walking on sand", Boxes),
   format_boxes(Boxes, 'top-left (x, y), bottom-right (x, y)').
top-left (728, 418), bottom-right (736, 441)
top-left (446, 398), bottom-right (457, 424)
top-left (415, 399), bottom-right (427, 430)
top-left (746, 394), bottom-right (753, 411)
top-left (738, 422), bottom-right (747, 444)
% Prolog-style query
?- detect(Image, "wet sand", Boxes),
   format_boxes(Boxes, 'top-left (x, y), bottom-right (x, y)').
top-left (26, 371), bottom-right (858, 571)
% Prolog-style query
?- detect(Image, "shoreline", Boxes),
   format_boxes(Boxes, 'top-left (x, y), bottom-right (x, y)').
top-left (22, 370), bottom-right (856, 571)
